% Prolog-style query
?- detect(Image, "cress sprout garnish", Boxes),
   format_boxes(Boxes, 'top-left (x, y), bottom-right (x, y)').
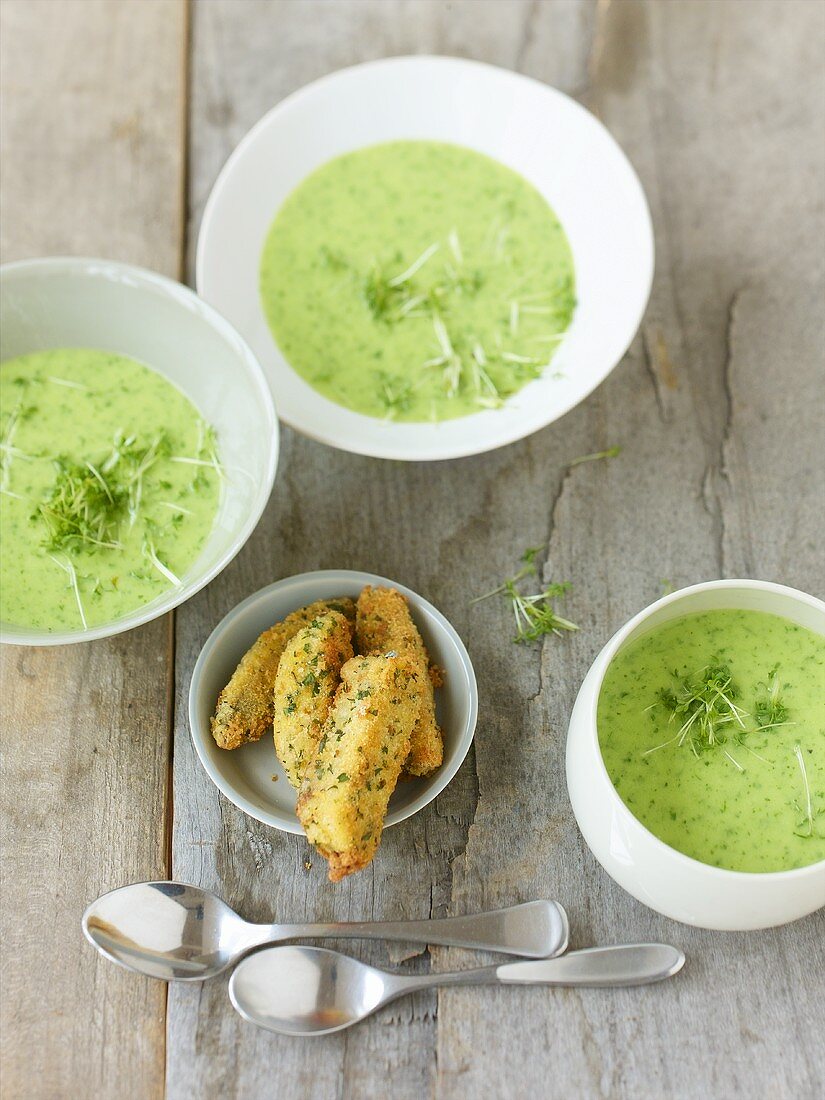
top-left (28, 418), bottom-right (220, 626)
top-left (472, 546), bottom-right (578, 645)
top-left (34, 432), bottom-right (173, 553)
top-left (754, 666), bottom-right (789, 730)
top-left (791, 744), bottom-right (823, 840)
top-left (793, 744), bottom-right (815, 838)
top-left (374, 371), bottom-right (414, 419)
top-left (322, 226), bottom-right (575, 413)
top-left (48, 554), bottom-right (88, 630)
top-left (142, 519), bottom-right (182, 588)
top-left (45, 375), bottom-right (88, 390)
top-left (644, 662), bottom-right (751, 769)
top-left (644, 662), bottom-right (799, 775)
top-left (0, 399), bottom-right (36, 498)
top-left (568, 445), bottom-right (622, 467)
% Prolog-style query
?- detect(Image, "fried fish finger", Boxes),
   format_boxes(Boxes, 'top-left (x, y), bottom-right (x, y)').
top-left (272, 609), bottom-right (354, 787)
top-left (211, 597), bottom-right (355, 750)
top-left (296, 654), bottom-right (420, 881)
top-left (355, 586), bottom-right (444, 776)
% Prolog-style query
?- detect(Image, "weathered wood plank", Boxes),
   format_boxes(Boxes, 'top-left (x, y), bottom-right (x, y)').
top-left (436, 1), bottom-right (825, 1098)
top-left (0, 1), bottom-right (188, 1097)
top-left (170, 1), bottom-right (824, 1098)
top-left (170, 2), bottom-right (594, 1097)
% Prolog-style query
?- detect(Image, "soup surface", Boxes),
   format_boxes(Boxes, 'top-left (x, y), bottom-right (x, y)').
top-left (598, 608), bottom-right (825, 872)
top-left (0, 348), bottom-right (220, 631)
top-left (260, 140), bottom-right (575, 422)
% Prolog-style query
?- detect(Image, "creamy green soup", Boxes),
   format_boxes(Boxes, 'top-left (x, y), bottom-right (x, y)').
top-left (0, 349), bottom-right (220, 631)
top-left (260, 141), bottom-right (575, 421)
top-left (598, 609), bottom-right (825, 872)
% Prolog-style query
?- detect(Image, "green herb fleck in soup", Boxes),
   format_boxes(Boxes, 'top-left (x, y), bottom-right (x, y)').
top-left (598, 609), bottom-right (825, 872)
top-left (0, 349), bottom-right (221, 632)
top-left (260, 141), bottom-right (576, 422)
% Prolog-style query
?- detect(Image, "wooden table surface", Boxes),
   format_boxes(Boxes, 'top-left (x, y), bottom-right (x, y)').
top-left (1, 1), bottom-right (823, 1097)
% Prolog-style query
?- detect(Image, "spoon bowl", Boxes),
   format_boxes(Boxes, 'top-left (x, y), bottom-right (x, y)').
top-left (82, 882), bottom-right (253, 981)
top-left (230, 946), bottom-right (389, 1036)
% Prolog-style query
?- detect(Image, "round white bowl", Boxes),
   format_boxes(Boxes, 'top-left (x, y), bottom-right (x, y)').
top-left (566, 580), bottom-right (825, 930)
top-left (189, 570), bottom-right (478, 833)
top-left (0, 257), bottom-right (279, 646)
top-left (197, 55), bottom-right (653, 461)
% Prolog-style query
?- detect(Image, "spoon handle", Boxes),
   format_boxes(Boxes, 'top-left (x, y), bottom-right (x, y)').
top-left (264, 900), bottom-right (568, 959)
top-left (494, 943), bottom-right (685, 986)
top-left (396, 943), bottom-right (685, 994)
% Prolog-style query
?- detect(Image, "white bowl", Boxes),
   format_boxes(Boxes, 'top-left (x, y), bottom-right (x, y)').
top-left (197, 55), bottom-right (653, 461)
top-left (0, 257), bottom-right (279, 646)
top-left (189, 570), bottom-right (478, 833)
top-left (566, 580), bottom-right (825, 930)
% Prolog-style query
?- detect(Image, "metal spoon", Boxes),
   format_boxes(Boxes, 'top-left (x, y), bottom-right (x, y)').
top-left (229, 942), bottom-right (686, 1035)
top-left (82, 881), bottom-right (569, 980)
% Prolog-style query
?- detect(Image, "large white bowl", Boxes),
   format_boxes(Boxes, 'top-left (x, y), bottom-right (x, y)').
top-left (197, 55), bottom-right (653, 461)
top-left (566, 580), bottom-right (825, 930)
top-left (0, 258), bottom-right (279, 646)
top-left (189, 570), bottom-right (478, 834)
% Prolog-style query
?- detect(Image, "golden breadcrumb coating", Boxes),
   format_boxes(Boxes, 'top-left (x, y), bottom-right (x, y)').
top-left (355, 586), bottom-right (444, 776)
top-left (210, 597), bottom-right (355, 750)
top-left (272, 610), bottom-right (354, 788)
top-left (296, 654), bottom-right (420, 881)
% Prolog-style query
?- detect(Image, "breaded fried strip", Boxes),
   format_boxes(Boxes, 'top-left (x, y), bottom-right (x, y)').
top-left (296, 654), bottom-right (420, 881)
top-left (272, 610), bottom-right (354, 788)
top-left (211, 597), bottom-right (355, 750)
top-left (355, 586), bottom-right (444, 776)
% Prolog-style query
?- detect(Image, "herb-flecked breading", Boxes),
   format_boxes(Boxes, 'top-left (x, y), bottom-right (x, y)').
top-left (210, 597), bottom-right (356, 750)
top-left (272, 610), bottom-right (354, 788)
top-left (296, 653), bottom-right (421, 881)
top-left (355, 586), bottom-right (444, 776)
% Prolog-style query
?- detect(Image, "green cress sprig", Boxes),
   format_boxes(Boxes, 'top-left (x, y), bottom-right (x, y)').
top-left (323, 227), bottom-right (575, 413)
top-left (472, 546), bottom-right (578, 645)
top-left (35, 421), bottom-right (219, 627)
top-left (792, 744), bottom-right (816, 838)
top-left (644, 662), bottom-right (798, 775)
top-left (754, 666), bottom-right (789, 730)
top-left (35, 432), bottom-right (172, 554)
top-left (0, 398), bottom-right (37, 498)
top-left (644, 663), bottom-right (751, 770)
top-left (567, 445), bottom-right (622, 467)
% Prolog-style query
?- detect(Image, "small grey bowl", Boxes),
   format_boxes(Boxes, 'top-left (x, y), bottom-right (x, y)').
top-left (189, 570), bottom-right (478, 833)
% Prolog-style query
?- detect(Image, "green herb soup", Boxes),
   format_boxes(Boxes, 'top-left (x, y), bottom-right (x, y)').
top-left (0, 349), bottom-right (220, 632)
top-left (598, 609), bottom-right (825, 872)
top-left (260, 141), bottom-right (575, 421)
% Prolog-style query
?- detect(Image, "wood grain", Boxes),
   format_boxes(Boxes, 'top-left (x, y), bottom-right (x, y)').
top-left (436, 2), bottom-right (825, 1095)
top-left (171, 1), bottom-right (825, 1098)
top-left (3, 0), bottom-right (823, 1096)
top-left (0, 2), bottom-right (187, 1097)
top-left (170, 5), bottom-right (597, 1096)
top-left (171, 0), bottom-right (822, 1095)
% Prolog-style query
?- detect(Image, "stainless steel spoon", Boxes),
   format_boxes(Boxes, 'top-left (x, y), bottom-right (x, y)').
top-left (229, 942), bottom-right (686, 1035)
top-left (82, 881), bottom-right (569, 980)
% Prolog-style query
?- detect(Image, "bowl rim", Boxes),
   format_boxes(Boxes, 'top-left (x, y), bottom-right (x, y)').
top-left (188, 569), bottom-right (479, 833)
top-left (583, 578), bottom-right (825, 882)
top-left (0, 255), bottom-right (280, 647)
top-left (195, 53), bottom-right (655, 461)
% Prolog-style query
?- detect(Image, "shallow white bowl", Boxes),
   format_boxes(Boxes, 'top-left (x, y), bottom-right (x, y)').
top-left (0, 257), bottom-right (279, 646)
top-left (197, 55), bottom-right (653, 461)
top-left (566, 580), bottom-right (825, 930)
top-left (189, 570), bottom-right (478, 833)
